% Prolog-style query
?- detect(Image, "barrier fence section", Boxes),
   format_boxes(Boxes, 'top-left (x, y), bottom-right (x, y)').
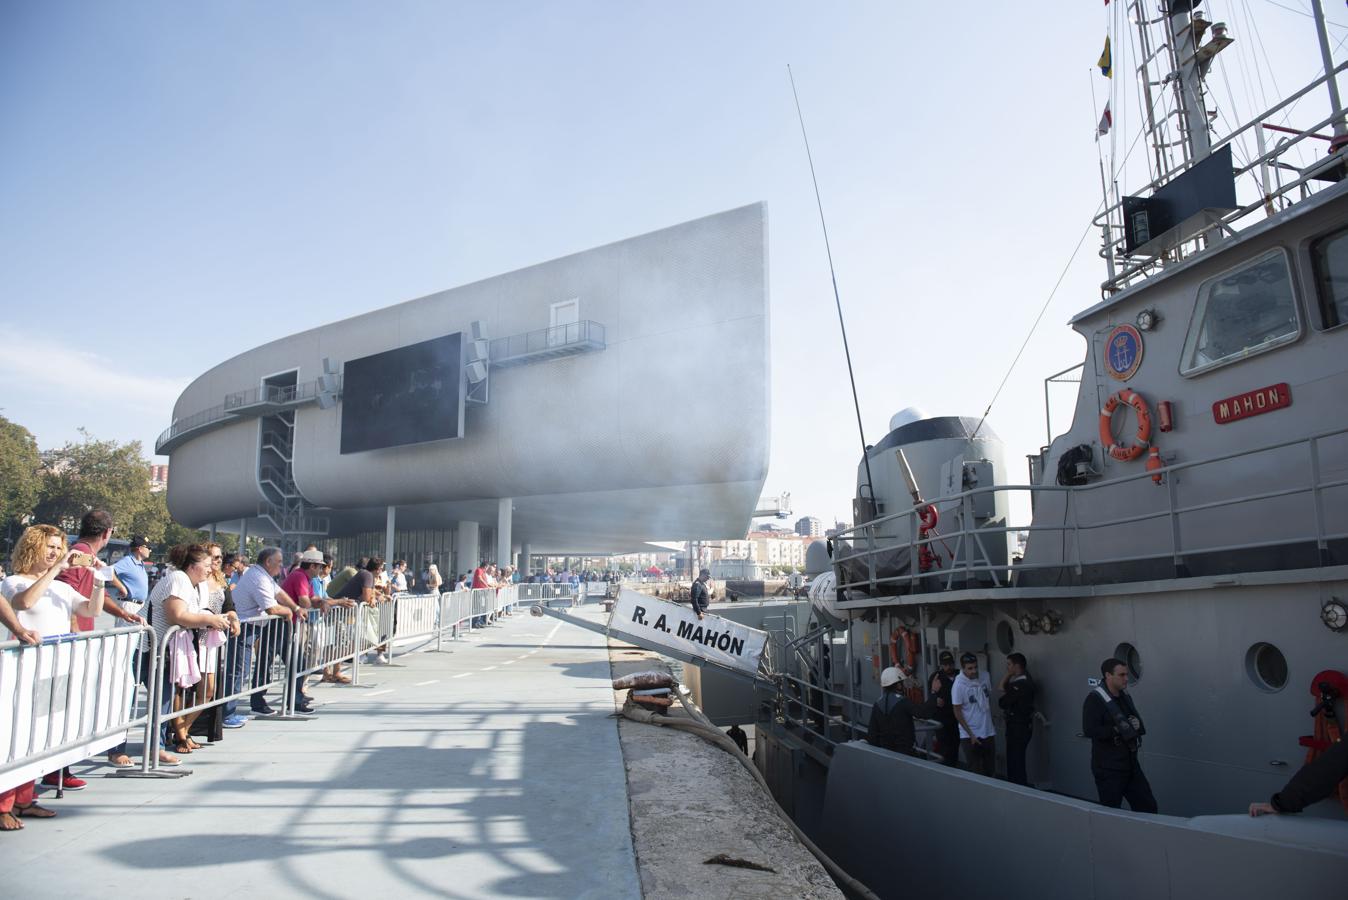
top-left (137, 613), bottom-right (301, 772)
top-left (1, 627), bottom-right (151, 791)
top-left (388, 592), bottom-right (436, 661)
top-left (291, 602), bottom-right (370, 688)
top-left (3, 587), bottom-right (573, 785)
top-left (515, 584), bottom-right (576, 607)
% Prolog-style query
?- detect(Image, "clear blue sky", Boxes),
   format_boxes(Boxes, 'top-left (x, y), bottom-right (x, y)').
top-left (0, 1), bottom-right (1334, 530)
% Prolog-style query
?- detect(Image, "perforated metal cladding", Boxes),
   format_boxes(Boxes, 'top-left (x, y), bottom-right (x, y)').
top-left (165, 203), bottom-right (769, 542)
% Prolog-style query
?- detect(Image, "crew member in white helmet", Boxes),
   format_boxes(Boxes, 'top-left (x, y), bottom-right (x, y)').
top-left (867, 666), bottom-right (943, 757)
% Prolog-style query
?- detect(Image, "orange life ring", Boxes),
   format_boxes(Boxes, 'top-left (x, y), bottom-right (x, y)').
top-left (889, 626), bottom-right (921, 670)
top-left (1099, 388), bottom-right (1152, 462)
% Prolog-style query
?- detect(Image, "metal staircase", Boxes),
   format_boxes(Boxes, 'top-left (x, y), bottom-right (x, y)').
top-left (255, 377), bottom-right (328, 553)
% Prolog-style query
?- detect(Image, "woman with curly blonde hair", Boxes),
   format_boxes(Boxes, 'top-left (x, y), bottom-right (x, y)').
top-left (0, 524), bottom-right (106, 832)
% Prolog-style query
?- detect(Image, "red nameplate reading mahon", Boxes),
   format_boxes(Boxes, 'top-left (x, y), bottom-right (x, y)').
top-left (1212, 383), bottom-right (1291, 425)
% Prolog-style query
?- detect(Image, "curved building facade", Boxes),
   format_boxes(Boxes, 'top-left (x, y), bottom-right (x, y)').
top-left (162, 204), bottom-right (770, 569)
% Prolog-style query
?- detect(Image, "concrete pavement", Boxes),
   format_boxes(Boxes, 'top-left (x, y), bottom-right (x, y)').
top-left (11, 611), bottom-right (641, 899)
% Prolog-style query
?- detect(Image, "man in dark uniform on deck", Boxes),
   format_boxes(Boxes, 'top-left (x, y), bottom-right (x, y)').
top-left (690, 568), bottom-right (711, 620)
top-left (928, 650), bottom-right (960, 766)
top-left (1083, 657), bottom-right (1158, 812)
top-left (998, 652), bottom-right (1036, 786)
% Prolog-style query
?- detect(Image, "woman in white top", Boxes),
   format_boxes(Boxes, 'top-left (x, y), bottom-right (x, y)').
top-left (0, 524), bottom-right (105, 831)
top-left (146, 544), bottom-right (230, 754)
top-left (189, 543), bottom-right (241, 744)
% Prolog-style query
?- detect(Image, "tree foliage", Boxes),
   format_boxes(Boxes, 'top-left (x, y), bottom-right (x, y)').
top-left (0, 415), bottom-right (43, 551)
top-left (4, 420), bottom-right (272, 560)
top-left (34, 429), bottom-right (156, 535)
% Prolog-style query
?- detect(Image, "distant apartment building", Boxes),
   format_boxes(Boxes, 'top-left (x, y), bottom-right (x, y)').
top-left (611, 551), bottom-right (676, 570)
top-left (718, 530), bottom-right (810, 571)
top-left (794, 516), bottom-right (822, 537)
top-left (825, 521), bottom-right (852, 538)
top-left (149, 464), bottom-right (169, 493)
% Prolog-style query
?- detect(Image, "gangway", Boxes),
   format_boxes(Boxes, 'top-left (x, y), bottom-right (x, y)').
top-left (529, 588), bottom-right (773, 685)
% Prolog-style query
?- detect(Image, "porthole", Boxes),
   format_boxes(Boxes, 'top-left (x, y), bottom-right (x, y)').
top-left (996, 621), bottom-right (1015, 655)
top-left (1245, 642), bottom-right (1288, 692)
top-left (1114, 642), bottom-right (1142, 684)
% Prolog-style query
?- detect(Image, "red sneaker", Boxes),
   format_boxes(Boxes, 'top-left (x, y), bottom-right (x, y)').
top-left (40, 772), bottom-right (86, 791)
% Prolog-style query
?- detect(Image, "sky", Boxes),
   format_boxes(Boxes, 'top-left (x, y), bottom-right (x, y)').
top-left (0, 1), bottom-right (1338, 533)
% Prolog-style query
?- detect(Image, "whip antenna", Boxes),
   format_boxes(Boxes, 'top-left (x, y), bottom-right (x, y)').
top-left (788, 64), bottom-right (876, 506)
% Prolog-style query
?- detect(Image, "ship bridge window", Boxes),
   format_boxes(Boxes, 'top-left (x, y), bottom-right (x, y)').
top-left (1180, 249), bottom-right (1299, 375)
top-left (1310, 227), bottom-right (1348, 329)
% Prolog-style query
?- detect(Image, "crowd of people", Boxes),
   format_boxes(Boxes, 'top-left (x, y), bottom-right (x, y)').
top-left (0, 504), bottom-right (620, 834)
top-left (865, 649), bottom-right (1347, 819)
top-left (0, 510), bottom-right (473, 834)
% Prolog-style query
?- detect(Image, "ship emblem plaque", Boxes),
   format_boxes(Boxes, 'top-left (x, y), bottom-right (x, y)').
top-left (1104, 324), bottom-right (1144, 381)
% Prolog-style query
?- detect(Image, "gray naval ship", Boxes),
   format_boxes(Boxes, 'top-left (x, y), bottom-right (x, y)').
top-left (753, 2), bottom-right (1348, 896)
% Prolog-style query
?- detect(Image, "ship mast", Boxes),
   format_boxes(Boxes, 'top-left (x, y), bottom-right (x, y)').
top-left (1165, 0), bottom-right (1214, 165)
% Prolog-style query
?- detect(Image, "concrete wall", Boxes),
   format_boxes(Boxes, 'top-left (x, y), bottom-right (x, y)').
top-left (166, 204), bottom-right (769, 543)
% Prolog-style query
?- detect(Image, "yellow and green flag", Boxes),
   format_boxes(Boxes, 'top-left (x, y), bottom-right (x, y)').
top-left (1098, 36), bottom-right (1112, 77)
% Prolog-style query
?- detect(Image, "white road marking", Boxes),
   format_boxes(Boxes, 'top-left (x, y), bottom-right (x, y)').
top-left (483, 666), bottom-right (498, 671)
top-left (453, 673), bottom-right (472, 679)
top-left (415, 680), bottom-right (439, 686)
top-left (502, 660), bottom-right (515, 665)
top-left (367, 689), bottom-right (395, 697)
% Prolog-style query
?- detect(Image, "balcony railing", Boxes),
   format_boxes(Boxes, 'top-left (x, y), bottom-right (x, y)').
top-left (489, 320), bottom-right (606, 368)
top-left (156, 375), bottom-right (338, 455)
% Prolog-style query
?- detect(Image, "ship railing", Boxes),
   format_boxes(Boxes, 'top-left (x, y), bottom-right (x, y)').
top-left (834, 421), bottom-right (1348, 596)
top-left (773, 673), bottom-right (943, 760)
top-left (1098, 60), bottom-right (1348, 295)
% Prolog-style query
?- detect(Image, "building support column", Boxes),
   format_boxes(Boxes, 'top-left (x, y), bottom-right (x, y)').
top-left (209, 523), bottom-right (217, 543)
top-left (520, 543), bottom-right (531, 575)
top-left (238, 519), bottom-right (248, 555)
top-left (385, 506), bottom-right (396, 568)
top-left (457, 521), bottom-right (480, 579)
top-left (496, 498), bottom-right (512, 570)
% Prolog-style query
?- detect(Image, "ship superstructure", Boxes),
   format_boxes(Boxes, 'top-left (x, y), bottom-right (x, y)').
top-left (754, 3), bottom-right (1348, 896)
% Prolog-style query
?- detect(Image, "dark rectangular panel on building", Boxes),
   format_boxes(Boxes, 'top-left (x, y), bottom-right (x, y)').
top-left (339, 333), bottom-right (466, 454)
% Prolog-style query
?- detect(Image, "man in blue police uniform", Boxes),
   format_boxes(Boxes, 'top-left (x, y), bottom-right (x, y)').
top-left (105, 534), bottom-right (154, 768)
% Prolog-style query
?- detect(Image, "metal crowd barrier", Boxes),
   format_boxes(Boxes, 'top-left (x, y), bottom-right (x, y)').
top-left (288, 601), bottom-right (389, 702)
top-left (388, 592), bottom-right (436, 661)
top-left (130, 614), bottom-right (299, 773)
top-left (1, 627), bottom-right (151, 791)
top-left (4, 588), bottom-right (565, 787)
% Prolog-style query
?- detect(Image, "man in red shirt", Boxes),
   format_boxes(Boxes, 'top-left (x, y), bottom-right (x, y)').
top-left (49, 509), bottom-right (142, 790)
top-left (57, 509), bottom-right (143, 632)
top-left (280, 549), bottom-right (325, 712)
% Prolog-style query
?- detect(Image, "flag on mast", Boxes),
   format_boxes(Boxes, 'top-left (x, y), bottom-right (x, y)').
top-left (1098, 36), bottom-right (1112, 77)
top-left (1097, 102), bottom-right (1113, 138)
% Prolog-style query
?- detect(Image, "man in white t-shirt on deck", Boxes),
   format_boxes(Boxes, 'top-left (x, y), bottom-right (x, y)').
top-left (951, 652), bottom-right (997, 777)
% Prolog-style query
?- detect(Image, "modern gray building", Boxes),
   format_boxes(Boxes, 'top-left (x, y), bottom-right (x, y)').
top-left (159, 204), bottom-right (769, 573)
